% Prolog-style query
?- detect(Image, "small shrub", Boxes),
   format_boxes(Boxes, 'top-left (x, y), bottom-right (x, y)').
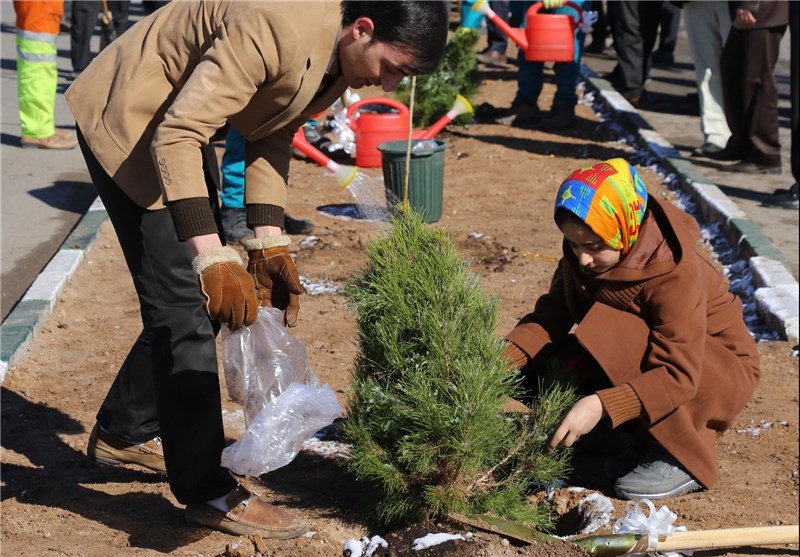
top-left (394, 27), bottom-right (481, 128)
top-left (343, 204), bottom-right (578, 528)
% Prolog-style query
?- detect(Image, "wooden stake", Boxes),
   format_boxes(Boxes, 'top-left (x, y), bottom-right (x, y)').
top-left (403, 76), bottom-right (416, 203)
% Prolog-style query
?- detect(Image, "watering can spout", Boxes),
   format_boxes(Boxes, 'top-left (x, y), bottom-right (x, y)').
top-left (420, 94), bottom-right (474, 140)
top-left (291, 128), bottom-right (358, 190)
top-left (474, 0), bottom-right (583, 62)
top-left (471, 0), bottom-right (528, 51)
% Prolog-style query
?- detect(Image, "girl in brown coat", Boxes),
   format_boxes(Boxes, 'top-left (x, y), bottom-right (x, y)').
top-left (503, 158), bottom-right (760, 499)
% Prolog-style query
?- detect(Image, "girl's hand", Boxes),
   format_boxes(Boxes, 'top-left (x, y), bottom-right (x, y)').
top-left (547, 394), bottom-right (606, 451)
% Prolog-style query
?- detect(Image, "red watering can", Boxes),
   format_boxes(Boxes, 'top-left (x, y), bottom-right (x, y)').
top-left (471, 0), bottom-right (583, 62)
top-left (346, 98), bottom-right (423, 168)
top-left (347, 95), bottom-right (473, 168)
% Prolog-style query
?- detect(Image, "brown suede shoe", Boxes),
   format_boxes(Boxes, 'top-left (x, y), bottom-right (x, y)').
top-left (87, 424), bottom-right (166, 474)
top-left (186, 485), bottom-right (307, 539)
top-left (21, 131), bottom-right (77, 150)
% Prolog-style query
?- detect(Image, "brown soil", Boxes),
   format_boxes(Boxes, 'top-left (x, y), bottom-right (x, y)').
top-left (2, 70), bottom-right (798, 557)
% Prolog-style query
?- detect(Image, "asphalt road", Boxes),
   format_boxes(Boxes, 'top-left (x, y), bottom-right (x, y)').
top-left (1, 3), bottom-right (797, 324)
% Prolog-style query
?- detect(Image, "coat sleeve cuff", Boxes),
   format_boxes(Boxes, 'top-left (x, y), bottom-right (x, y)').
top-left (596, 384), bottom-right (643, 428)
top-left (247, 203), bottom-right (284, 228)
top-left (168, 197), bottom-right (219, 240)
top-left (500, 341), bottom-right (530, 370)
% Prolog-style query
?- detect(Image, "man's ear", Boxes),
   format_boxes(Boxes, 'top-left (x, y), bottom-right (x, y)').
top-left (352, 16), bottom-right (375, 41)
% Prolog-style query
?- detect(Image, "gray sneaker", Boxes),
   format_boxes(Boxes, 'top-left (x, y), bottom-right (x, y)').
top-left (614, 445), bottom-right (701, 500)
top-left (221, 207), bottom-right (254, 244)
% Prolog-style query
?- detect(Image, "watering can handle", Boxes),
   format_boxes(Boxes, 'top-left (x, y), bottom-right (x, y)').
top-left (346, 97), bottom-right (410, 131)
top-left (528, 1), bottom-right (583, 26)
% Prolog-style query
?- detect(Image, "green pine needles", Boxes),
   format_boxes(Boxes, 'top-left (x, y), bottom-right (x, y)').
top-left (394, 26), bottom-right (481, 128)
top-left (343, 205), bottom-right (578, 528)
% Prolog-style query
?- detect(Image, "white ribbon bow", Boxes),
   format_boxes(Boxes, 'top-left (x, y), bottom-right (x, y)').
top-left (612, 498), bottom-right (691, 557)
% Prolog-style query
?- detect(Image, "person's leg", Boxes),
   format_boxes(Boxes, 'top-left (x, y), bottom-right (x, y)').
top-left (637, 1), bottom-right (662, 92)
top-left (14, 0), bottom-right (76, 148)
top-left (77, 129), bottom-right (237, 504)
top-left (607, 0), bottom-right (645, 100)
top-left (718, 27), bottom-right (748, 159)
top-left (731, 26), bottom-right (785, 170)
top-left (683, 1), bottom-right (731, 152)
top-left (220, 129), bottom-right (253, 243)
top-left (487, 0), bottom-right (509, 53)
top-left (585, 0), bottom-right (608, 53)
top-left (109, 0), bottom-right (129, 38)
top-left (478, 0), bottom-right (510, 66)
top-left (70, 1), bottom-right (99, 74)
top-left (653, 1), bottom-right (680, 64)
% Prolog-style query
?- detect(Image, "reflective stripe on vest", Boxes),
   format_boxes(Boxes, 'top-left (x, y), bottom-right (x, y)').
top-left (16, 29), bottom-right (57, 63)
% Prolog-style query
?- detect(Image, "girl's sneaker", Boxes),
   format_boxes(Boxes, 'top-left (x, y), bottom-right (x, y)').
top-left (614, 445), bottom-right (701, 500)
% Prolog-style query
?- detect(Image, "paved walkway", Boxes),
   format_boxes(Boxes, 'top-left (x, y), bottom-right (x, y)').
top-left (580, 17), bottom-right (797, 279)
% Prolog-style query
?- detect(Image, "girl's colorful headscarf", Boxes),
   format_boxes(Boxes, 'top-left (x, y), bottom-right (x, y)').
top-left (554, 158), bottom-right (648, 255)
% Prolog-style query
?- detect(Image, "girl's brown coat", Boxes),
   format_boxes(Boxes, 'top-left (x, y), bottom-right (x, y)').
top-left (506, 197), bottom-right (760, 489)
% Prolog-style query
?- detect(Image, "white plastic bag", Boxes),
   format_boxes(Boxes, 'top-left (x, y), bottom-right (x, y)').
top-left (220, 307), bottom-right (342, 476)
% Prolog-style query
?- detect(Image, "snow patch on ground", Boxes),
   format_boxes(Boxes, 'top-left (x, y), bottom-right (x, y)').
top-left (299, 276), bottom-right (340, 296)
top-left (577, 492), bottom-right (615, 533)
top-left (411, 532), bottom-right (469, 551)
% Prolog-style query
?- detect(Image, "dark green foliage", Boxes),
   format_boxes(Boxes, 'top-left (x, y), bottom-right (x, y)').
top-left (343, 204), bottom-right (578, 527)
top-left (394, 27), bottom-right (481, 128)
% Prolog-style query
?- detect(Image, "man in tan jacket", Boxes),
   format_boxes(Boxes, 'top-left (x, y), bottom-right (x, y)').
top-left (66, 0), bottom-right (448, 538)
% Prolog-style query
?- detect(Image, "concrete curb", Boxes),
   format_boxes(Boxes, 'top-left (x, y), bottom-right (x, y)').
top-left (0, 197), bottom-right (107, 382)
top-left (581, 67), bottom-right (799, 343)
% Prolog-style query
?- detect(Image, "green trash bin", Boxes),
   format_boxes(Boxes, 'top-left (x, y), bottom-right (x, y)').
top-left (378, 139), bottom-right (447, 223)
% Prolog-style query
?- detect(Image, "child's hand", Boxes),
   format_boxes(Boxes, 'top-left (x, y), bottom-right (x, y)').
top-left (547, 394), bottom-right (604, 450)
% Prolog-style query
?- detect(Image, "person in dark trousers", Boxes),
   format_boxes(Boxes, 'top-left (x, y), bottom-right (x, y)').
top-left (652, 1), bottom-right (681, 66)
top-left (69, 0), bottom-right (129, 78)
top-left (761, 1), bottom-right (797, 208)
top-left (714, 1), bottom-right (788, 174)
top-left (65, 0), bottom-right (448, 539)
top-left (606, 0), bottom-right (663, 107)
top-left (477, 0), bottom-right (510, 67)
top-left (584, 0), bottom-right (610, 54)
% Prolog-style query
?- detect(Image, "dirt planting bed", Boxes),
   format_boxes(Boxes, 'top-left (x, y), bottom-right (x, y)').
top-left (2, 74), bottom-right (798, 557)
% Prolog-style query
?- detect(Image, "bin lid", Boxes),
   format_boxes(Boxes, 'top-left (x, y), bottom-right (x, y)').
top-left (377, 139), bottom-right (447, 156)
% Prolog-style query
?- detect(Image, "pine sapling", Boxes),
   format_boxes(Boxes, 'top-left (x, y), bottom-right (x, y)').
top-left (343, 205), bottom-right (578, 528)
top-left (394, 27), bottom-right (481, 128)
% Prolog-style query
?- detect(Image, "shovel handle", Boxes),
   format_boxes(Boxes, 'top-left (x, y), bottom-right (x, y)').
top-left (655, 525), bottom-right (799, 553)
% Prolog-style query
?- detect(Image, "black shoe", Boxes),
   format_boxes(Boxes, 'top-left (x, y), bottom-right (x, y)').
top-left (493, 100), bottom-right (541, 127)
top-left (691, 142), bottom-right (724, 158)
top-left (221, 207), bottom-right (254, 244)
top-left (538, 103), bottom-right (577, 131)
top-left (724, 160), bottom-right (782, 175)
top-left (761, 184), bottom-right (799, 209)
top-left (284, 214), bottom-right (314, 235)
top-left (651, 50), bottom-right (675, 66)
top-left (707, 146), bottom-right (746, 162)
top-left (584, 40), bottom-right (608, 54)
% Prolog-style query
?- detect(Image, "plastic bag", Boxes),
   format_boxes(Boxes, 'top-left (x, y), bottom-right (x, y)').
top-left (220, 307), bottom-right (342, 476)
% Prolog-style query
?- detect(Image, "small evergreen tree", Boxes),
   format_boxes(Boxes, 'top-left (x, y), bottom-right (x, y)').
top-left (343, 205), bottom-right (578, 528)
top-left (394, 27), bottom-right (481, 128)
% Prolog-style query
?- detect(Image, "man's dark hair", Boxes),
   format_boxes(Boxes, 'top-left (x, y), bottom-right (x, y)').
top-left (341, 1), bottom-right (450, 75)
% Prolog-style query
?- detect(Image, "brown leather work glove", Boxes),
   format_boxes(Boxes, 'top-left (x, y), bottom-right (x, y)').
top-left (192, 246), bottom-right (259, 331)
top-left (243, 235), bottom-right (305, 327)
